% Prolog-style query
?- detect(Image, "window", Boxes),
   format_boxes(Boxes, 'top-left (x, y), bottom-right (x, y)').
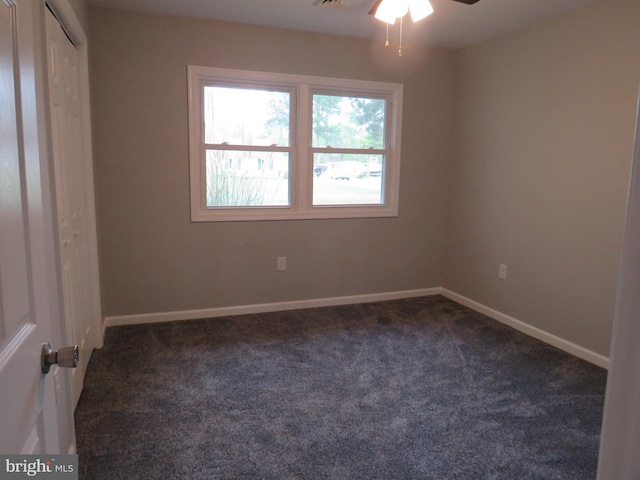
top-left (188, 66), bottom-right (403, 221)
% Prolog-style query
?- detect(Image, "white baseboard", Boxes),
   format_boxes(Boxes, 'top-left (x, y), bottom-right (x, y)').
top-left (104, 288), bottom-right (441, 328)
top-left (103, 287), bottom-right (609, 369)
top-left (440, 289), bottom-right (609, 369)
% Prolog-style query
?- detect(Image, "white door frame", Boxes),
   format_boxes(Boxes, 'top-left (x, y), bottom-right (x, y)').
top-left (596, 90), bottom-right (640, 478)
top-left (45, 0), bottom-right (103, 353)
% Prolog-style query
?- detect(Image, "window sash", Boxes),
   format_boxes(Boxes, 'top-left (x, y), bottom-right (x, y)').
top-left (203, 86), bottom-right (294, 148)
top-left (204, 149), bottom-right (291, 208)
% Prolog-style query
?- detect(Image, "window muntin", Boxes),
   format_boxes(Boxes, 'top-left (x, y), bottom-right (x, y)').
top-left (188, 66), bottom-right (403, 221)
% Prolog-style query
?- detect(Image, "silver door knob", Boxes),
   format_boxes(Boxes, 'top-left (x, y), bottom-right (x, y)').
top-left (41, 343), bottom-right (79, 374)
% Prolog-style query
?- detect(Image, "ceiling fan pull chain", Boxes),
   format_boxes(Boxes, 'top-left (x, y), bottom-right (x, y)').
top-left (385, 23), bottom-right (389, 47)
top-left (398, 16), bottom-right (403, 56)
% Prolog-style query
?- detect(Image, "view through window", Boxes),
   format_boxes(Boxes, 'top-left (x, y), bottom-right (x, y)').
top-left (312, 94), bottom-right (386, 206)
top-left (204, 86), bottom-right (291, 207)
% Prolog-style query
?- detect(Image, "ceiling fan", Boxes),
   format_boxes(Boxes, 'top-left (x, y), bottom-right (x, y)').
top-left (314, 0), bottom-right (482, 54)
top-left (369, 0), bottom-right (481, 13)
top-left (367, 0), bottom-right (480, 55)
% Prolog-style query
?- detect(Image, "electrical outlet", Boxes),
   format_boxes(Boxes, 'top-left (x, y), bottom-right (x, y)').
top-left (277, 256), bottom-right (286, 271)
top-left (499, 264), bottom-right (507, 280)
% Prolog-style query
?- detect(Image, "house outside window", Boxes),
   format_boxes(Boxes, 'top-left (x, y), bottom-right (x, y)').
top-left (188, 66), bottom-right (403, 221)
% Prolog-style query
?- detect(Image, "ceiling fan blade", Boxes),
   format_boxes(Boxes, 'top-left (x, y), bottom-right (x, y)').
top-left (451, 0), bottom-right (482, 4)
top-left (368, 0), bottom-right (383, 15)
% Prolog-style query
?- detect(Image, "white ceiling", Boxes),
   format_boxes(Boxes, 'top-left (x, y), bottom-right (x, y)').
top-left (87, 0), bottom-right (600, 49)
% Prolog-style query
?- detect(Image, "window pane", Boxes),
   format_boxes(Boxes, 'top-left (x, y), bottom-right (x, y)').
top-left (204, 87), bottom-right (290, 146)
top-left (313, 154), bottom-right (384, 206)
top-left (312, 95), bottom-right (385, 149)
top-left (206, 150), bottom-right (289, 207)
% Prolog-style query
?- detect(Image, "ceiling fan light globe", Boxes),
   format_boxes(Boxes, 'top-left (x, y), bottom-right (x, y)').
top-left (374, 0), bottom-right (399, 24)
top-left (409, 0), bottom-right (433, 22)
top-left (393, 0), bottom-right (410, 17)
top-left (377, 0), bottom-right (410, 20)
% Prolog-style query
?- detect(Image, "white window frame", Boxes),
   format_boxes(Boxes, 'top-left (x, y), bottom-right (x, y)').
top-left (188, 66), bottom-right (403, 222)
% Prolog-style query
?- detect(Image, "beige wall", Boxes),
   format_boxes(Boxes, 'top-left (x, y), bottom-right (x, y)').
top-left (445, 0), bottom-right (640, 356)
top-left (89, 8), bottom-right (455, 317)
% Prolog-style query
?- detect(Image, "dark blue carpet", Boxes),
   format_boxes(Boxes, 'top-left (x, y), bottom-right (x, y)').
top-left (76, 296), bottom-right (606, 479)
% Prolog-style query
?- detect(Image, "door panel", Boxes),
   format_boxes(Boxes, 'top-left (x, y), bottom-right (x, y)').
top-left (0, 0), bottom-right (59, 454)
top-left (0, 2), bottom-right (30, 338)
top-left (46, 8), bottom-right (94, 407)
